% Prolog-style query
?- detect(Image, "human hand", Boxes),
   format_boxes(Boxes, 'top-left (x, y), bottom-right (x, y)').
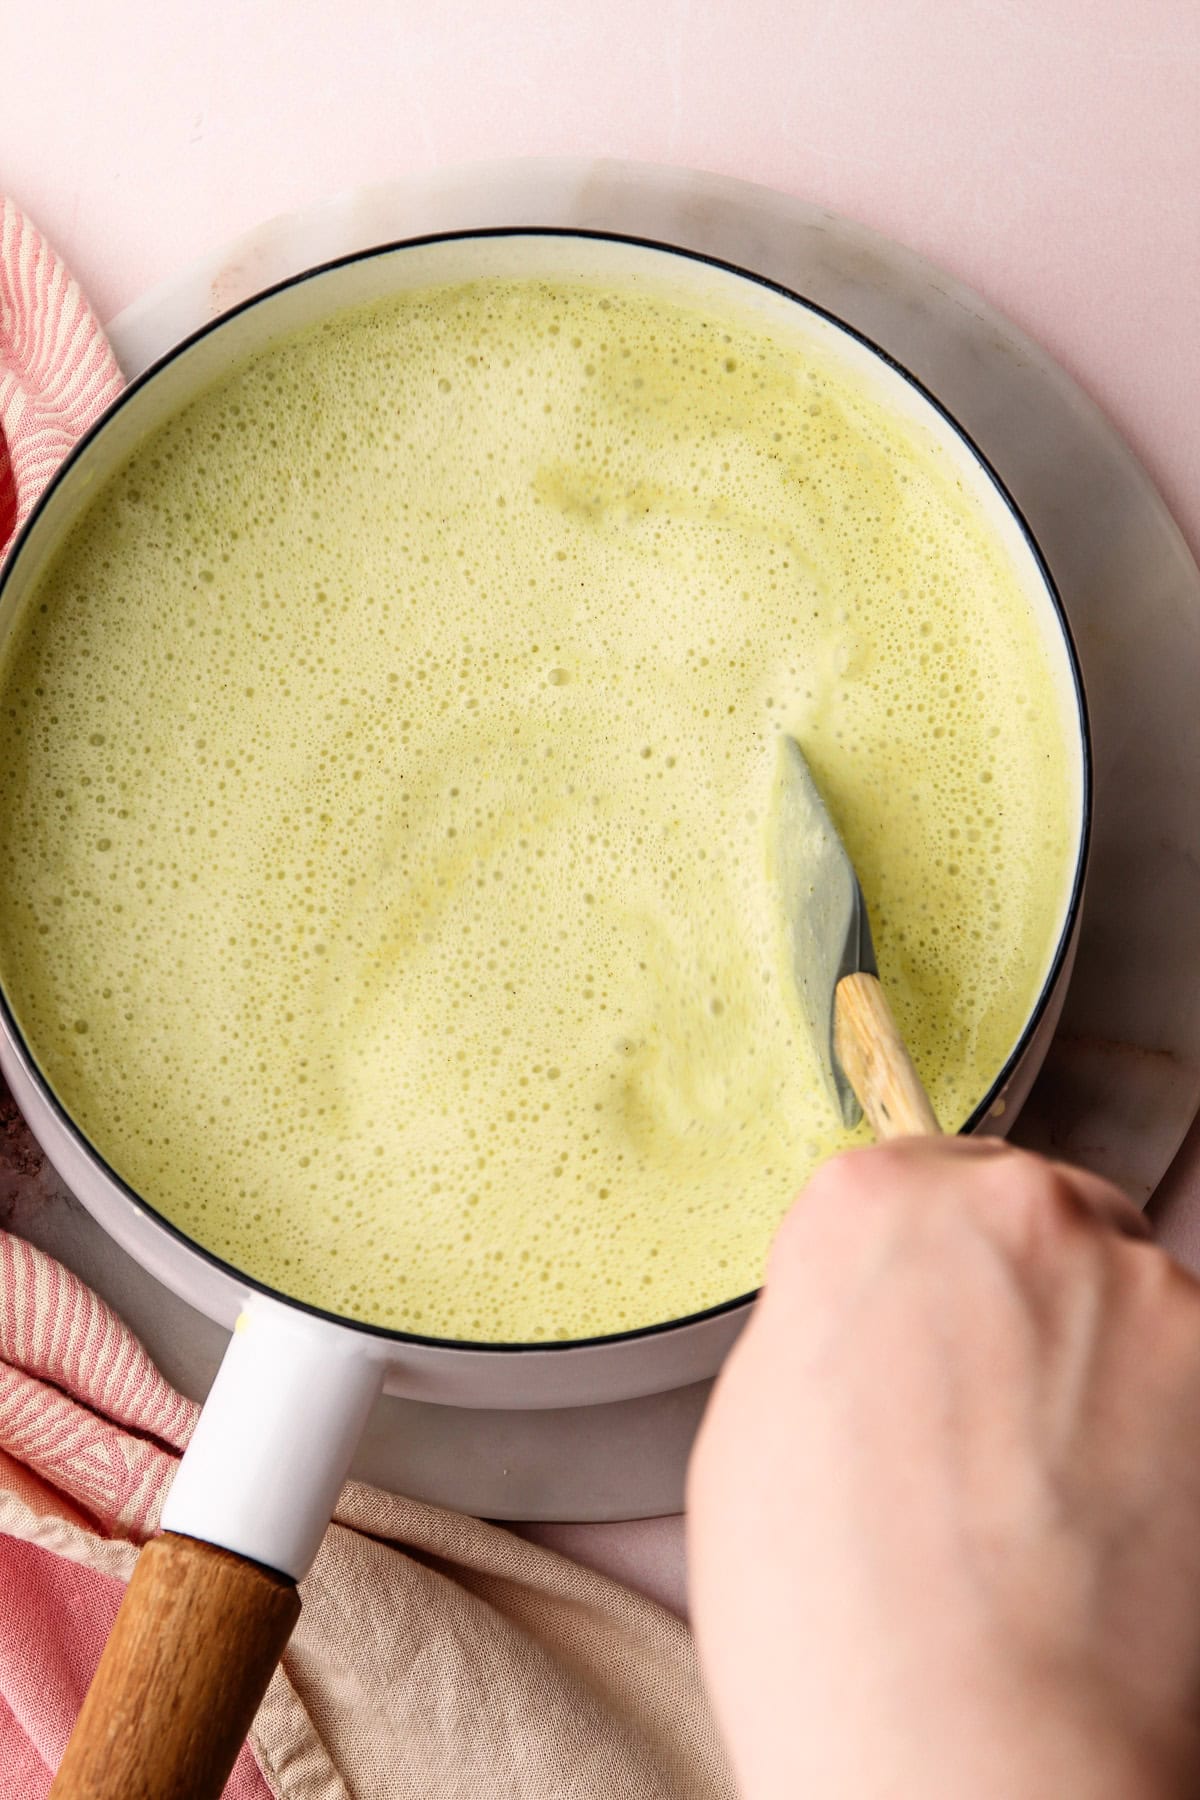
top-left (688, 1138), bottom-right (1200, 1800)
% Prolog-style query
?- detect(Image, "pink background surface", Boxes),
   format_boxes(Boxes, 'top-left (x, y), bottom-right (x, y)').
top-left (4, 0), bottom-right (1200, 1603)
top-left (2, 0), bottom-right (1198, 566)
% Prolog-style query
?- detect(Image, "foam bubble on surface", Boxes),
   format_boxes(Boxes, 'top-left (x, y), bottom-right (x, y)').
top-left (0, 278), bottom-right (1077, 1340)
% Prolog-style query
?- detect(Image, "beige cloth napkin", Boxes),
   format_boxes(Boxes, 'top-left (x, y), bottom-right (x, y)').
top-left (265, 1489), bottom-right (728, 1798)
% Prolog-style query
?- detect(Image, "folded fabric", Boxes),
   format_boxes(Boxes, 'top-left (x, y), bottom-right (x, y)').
top-left (0, 198), bottom-right (736, 1799)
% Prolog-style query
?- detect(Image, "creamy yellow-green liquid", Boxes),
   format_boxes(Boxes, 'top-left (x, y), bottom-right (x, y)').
top-left (0, 278), bottom-right (1077, 1339)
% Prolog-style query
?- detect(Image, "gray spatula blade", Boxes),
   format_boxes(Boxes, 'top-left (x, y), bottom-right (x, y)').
top-left (774, 736), bottom-right (878, 1128)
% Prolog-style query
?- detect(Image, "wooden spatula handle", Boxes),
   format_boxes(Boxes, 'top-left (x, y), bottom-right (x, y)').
top-left (834, 971), bottom-right (941, 1140)
top-left (50, 1531), bottom-right (300, 1800)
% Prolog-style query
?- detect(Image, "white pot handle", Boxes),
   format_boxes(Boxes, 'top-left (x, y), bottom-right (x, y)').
top-left (161, 1294), bottom-right (385, 1579)
top-left (51, 1299), bottom-right (385, 1798)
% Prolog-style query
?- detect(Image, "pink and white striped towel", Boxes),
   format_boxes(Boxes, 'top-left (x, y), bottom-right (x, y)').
top-left (0, 199), bottom-right (732, 1800)
top-left (0, 196), bottom-right (122, 554)
top-left (0, 1229), bottom-right (269, 1796)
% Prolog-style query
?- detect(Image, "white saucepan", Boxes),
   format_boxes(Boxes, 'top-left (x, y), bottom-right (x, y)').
top-left (0, 230), bottom-right (1089, 1798)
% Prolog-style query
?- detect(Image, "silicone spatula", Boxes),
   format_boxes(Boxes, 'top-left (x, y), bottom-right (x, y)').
top-left (775, 735), bottom-right (941, 1140)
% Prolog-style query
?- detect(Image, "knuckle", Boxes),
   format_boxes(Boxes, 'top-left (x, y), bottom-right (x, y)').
top-left (1108, 1244), bottom-right (1200, 1382)
top-left (980, 1151), bottom-right (1086, 1242)
top-left (767, 1146), bottom-right (893, 1275)
top-left (769, 1141), bottom-right (953, 1279)
top-left (798, 1143), bottom-right (923, 1229)
top-left (1122, 1237), bottom-right (1200, 1317)
top-left (806, 1144), bottom-right (890, 1201)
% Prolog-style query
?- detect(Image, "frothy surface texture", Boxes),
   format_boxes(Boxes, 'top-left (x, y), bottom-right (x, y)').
top-left (0, 278), bottom-right (1077, 1339)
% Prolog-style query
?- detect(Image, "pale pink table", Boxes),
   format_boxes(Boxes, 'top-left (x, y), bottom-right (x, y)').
top-left (3, 0), bottom-right (1200, 1614)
